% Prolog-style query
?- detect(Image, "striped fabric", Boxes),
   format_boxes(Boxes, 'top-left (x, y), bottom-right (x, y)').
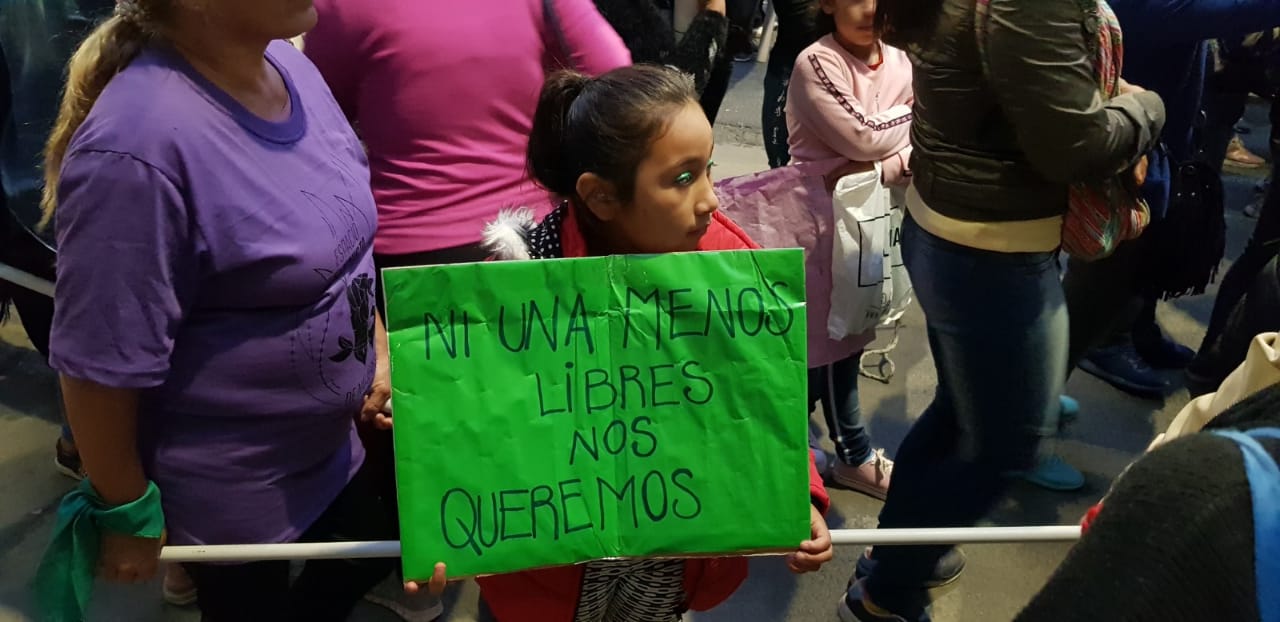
top-left (572, 559), bottom-right (687, 622)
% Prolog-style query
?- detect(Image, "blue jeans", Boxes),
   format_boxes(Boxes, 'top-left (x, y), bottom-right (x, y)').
top-left (860, 215), bottom-right (1067, 617)
top-left (808, 354), bottom-right (872, 466)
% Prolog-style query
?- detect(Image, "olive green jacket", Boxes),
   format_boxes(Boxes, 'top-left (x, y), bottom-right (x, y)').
top-left (891, 0), bottom-right (1167, 223)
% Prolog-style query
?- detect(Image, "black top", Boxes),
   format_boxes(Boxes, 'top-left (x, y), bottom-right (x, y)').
top-left (1, 0), bottom-right (113, 245)
top-left (1017, 384), bottom-right (1280, 622)
top-left (592, 0), bottom-right (728, 95)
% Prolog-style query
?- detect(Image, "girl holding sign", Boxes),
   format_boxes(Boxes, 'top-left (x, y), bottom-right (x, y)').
top-left (472, 64), bottom-right (834, 622)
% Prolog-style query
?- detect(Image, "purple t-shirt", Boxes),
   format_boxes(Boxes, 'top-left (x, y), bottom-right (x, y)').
top-left (50, 41), bottom-right (376, 546)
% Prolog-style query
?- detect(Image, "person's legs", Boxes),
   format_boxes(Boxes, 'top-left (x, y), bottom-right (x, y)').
top-left (1063, 238), bottom-right (1148, 373)
top-left (811, 355), bottom-right (872, 466)
top-left (188, 462), bottom-right (397, 621)
top-left (699, 55), bottom-right (733, 125)
top-left (289, 463), bottom-right (398, 621)
top-left (854, 215), bottom-right (1067, 618)
top-left (1201, 77), bottom-right (1252, 173)
top-left (1130, 296), bottom-right (1195, 369)
top-left (1200, 167), bottom-right (1280, 350)
top-left (762, 0), bottom-right (820, 168)
top-left (762, 63), bottom-right (793, 169)
top-left (184, 560), bottom-right (292, 621)
top-left (811, 354), bottom-right (893, 497)
top-left (1189, 252), bottom-right (1280, 392)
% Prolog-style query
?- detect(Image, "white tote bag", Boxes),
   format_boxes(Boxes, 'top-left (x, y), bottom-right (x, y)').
top-left (827, 163), bottom-right (913, 340)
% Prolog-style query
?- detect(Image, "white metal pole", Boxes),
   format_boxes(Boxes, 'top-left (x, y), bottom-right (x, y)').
top-left (829, 526), bottom-right (1082, 546)
top-left (161, 540), bottom-right (402, 562)
top-left (0, 262), bottom-right (54, 298)
top-left (158, 527), bottom-right (1082, 563)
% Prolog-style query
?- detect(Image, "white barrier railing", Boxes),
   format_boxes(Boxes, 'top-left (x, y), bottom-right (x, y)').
top-left (0, 262), bottom-right (54, 298)
top-left (159, 526), bottom-right (1083, 562)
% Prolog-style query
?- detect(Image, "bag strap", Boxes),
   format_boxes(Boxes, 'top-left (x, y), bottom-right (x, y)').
top-left (543, 0), bottom-right (570, 70)
top-left (972, 0), bottom-right (992, 77)
top-left (1210, 427), bottom-right (1280, 622)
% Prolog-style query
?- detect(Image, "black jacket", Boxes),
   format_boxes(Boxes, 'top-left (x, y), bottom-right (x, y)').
top-left (592, 0), bottom-right (727, 95)
top-left (1017, 384), bottom-right (1280, 622)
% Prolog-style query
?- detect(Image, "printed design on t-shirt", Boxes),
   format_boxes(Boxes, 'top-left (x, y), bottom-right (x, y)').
top-left (330, 273), bottom-right (375, 364)
top-left (288, 155), bottom-right (376, 411)
top-left (572, 559), bottom-right (685, 622)
top-left (807, 54), bottom-right (912, 131)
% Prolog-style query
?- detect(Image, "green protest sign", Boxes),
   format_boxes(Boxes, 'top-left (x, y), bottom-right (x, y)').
top-left (382, 249), bottom-right (810, 580)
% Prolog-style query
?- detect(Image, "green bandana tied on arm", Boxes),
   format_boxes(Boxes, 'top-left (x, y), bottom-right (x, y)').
top-left (34, 479), bottom-right (164, 622)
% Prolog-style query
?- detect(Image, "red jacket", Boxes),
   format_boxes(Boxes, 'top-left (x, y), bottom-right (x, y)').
top-left (478, 205), bottom-right (831, 622)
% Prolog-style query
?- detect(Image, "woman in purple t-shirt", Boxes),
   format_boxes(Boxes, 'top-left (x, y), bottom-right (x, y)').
top-left (40, 0), bottom-right (441, 618)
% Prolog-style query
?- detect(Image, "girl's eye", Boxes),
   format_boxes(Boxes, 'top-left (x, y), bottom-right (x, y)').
top-left (675, 171), bottom-right (695, 186)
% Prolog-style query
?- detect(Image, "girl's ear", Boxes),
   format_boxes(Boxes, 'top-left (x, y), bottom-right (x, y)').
top-left (818, 0), bottom-right (838, 14)
top-left (576, 173), bottom-right (623, 222)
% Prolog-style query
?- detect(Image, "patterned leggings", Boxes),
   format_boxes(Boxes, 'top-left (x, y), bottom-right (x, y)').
top-left (572, 559), bottom-right (686, 622)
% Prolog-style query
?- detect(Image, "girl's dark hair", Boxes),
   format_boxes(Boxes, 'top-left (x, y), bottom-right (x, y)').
top-left (815, 9), bottom-right (836, 37)
top-left (527, 65), bottom-right (697, 203)
top-left (874, 0), bottom-right (944, 47)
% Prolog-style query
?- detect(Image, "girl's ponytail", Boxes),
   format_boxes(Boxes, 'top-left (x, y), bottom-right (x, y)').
top-left (527, 70), bottom-right (592, 197)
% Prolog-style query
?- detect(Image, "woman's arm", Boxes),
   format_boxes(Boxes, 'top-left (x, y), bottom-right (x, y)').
top-left (61, 378), bottom-right (146, 504)
top-left (984, 0), bottom-right (1165, 184)
top-left (1113, 0), bottom-right (1280, 45)
top-left (667, 1), bottom-right (729, 94)
top-left (48, 150), bottom-right (195, 582)
top-left (788, 47), bottom-right (913, 163)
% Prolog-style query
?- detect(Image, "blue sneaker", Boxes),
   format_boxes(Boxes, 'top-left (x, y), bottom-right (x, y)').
top-left (1058, 395), bottom-right (1080, 426)
top-left (837, 579), bottom-right (931, 622)
top-left (1079, 343), bottom-right (1168, 399)
top-left (1017, 454), bottom-right (1085, 491)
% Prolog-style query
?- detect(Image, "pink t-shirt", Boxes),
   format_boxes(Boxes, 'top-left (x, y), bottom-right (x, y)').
top-left (306, 0), bottom-right (630, 255)
top-left (786, 35), bottom-right (914, 186)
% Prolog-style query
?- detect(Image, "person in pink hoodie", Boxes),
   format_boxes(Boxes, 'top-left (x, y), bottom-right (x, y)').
top-left (782, 0), bottom-right (913, 501)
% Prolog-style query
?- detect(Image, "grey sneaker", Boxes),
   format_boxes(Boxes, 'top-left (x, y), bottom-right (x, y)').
top-left (837, 579), bottom-right (930, 622)
top-left (363, 575), bottom-right (443, 622)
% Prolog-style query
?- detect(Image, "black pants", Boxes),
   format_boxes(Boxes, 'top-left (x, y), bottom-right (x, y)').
top-left (698, 0), bottom-right (760, 124)
top-left (760, 0), bottom-right (819, 168)
top-left (1204, 183), bottom-right (1280, 336)
top-left (1062, 236), bottom-right (1151, 373)
top-left (183, 463), bottom-right (397, 622)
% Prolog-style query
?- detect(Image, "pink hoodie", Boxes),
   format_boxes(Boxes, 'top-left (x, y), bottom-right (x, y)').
top-left (306, 0), bottom-right (630, 256)
top-left (786, 34), bottom-right (914, 186)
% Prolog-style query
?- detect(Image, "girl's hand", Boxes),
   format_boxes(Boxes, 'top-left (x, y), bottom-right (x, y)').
top-left (405, 562), bottom-right (450, 596)
top-left (361, 361), bottom-right (393, 430)
top-left (824, 160), bottom-right (877, 193)
top-left (1118, 79), bottom-right (1146, 95)
top-left (786, 505), bottom-right (833, 574)
top-left (98, 530), bottom-right (164, 584)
